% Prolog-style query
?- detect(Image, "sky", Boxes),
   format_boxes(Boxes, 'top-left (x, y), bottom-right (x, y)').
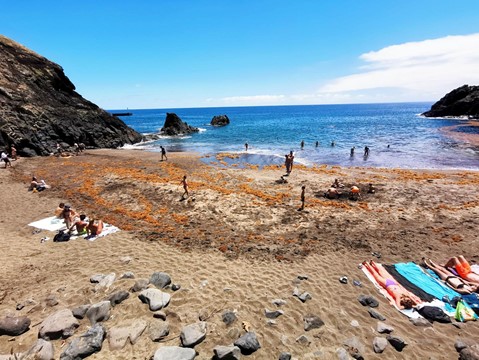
top-left (2, 1), bottom-right (479, 109)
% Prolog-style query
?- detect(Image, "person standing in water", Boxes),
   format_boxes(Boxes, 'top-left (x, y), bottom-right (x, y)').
top-left (300, 140), bottom-right (305, 149)
top-left (245, 143), bottom-right (249, 151)
top-left (315, 141), bottom-right (319, 148)
top-left (350, 147), bottom-right (355, 157)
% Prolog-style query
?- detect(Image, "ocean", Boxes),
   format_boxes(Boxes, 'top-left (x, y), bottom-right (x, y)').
top-left (112, 103), bottom-right (479, 170)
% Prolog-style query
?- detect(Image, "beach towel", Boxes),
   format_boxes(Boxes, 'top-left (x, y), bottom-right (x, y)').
top-left (394, 262), bottom-right (457, 314)
top-left (383, 264), bottom-right (435, 302)
top-left (28, 216), bottom-right (66, 231)
top-left (471, 264), bottom-right (479, 275)
top-left (361, 263), bottom-right (450, 319)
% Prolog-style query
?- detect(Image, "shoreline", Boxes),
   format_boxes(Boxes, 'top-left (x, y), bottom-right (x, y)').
top-left (1, 149), bottom-right (478, 359)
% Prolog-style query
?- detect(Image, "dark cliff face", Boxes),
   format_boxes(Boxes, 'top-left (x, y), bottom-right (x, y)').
top-left (0, 35), bottom-right (143, 156)
top-left (422, 85), bottom-right (479, 119)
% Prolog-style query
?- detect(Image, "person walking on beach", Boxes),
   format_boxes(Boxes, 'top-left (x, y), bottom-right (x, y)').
top-left (300, 140), bottom-right (305, 149)
top-left (160, 146), bottom-right (168, 161)
top-left (245, 142), bottom-right (249, 151)
top-left (288, 151), bottom-right (295, 173)
top-left (10, 145), bottom-right (17, 160)
top-left (1, 151), bottom-right (12, 168)
top-left (299, 185), bottom-right (306, 211)
top-left (181, 175), bottom-right (189, 199)
top-left (284, 154), bottom-right (291, 174)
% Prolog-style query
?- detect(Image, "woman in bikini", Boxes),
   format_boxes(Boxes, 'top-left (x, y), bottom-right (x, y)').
top-left (363, 260), bottom-right (421, 309)
top-left (87, 219), bottom-right (103, 236)
top-left (424, 259), bottom-right (478, 294)
top-left (443, 256), bottom-right (479, 285)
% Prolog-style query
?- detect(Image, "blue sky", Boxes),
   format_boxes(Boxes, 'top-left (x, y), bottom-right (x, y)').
top-left (2, 1), bottom-right (479, 109)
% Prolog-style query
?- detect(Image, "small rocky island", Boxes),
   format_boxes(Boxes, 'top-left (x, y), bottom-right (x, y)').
top-left (161, 113), bottom-right (199, 136)
top-left (210, 115), bottom-right (230, 127)
top-left (422, 85), bottom-right (479, 119)
top-left (0, 35), bottom-right (142, 156)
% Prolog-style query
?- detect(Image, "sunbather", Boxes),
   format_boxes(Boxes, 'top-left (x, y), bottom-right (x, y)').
top-left (363, 260), bottom-right (421, 309)
top-left (443, 256), bottom-right (479, 284)
top-left (424, 259), bottom-right (478, 294)
top-left (87, 219), bottom-right (103, 236)
top-left (69, 214), bottom-right (88, 235)
top-left (61, 205), bottom-right (78, 229)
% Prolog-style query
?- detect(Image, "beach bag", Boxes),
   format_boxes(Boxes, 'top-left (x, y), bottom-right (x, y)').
top-left (417, 306), bottom-right (451, 323)
top-left (455, 300), bottom-right (478, 322)
top-left (53, 230), bottom-right (71, 242)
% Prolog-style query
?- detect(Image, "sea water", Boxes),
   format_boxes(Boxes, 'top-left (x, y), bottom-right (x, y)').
top-left (112, 103), bottom-right (479, 170)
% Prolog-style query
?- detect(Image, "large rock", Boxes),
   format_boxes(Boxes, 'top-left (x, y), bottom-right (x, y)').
top-left (60, 323), bottom-right (106, 360)
top-left (460, 344), bottom-right (479, 360)
top-left (0, 35), bottom-right (143, 156)
top-left (210, 115), bottom-right (230, 126)
top-left (85, 301), bottom-right (111, 325)
top-left (153, 346), bottom-right (196, 360)
top-left (422, 85), bottom-right (479, 118)
top-left (23, 339), bottom-right (54, 360)
top-left (150, 272), bottom-right (171, 289)
top-left (180, 322), bottom-right (207, 348)
top-left (108, 320), bottom-right (148, 350)
top-left (0, 315), bottom-right (31, 336)
top-left (213, 345), bottom-right (241, 359)
top-left (138, 289), bottom-right (171, 311)
top-left (38, 309), bottom-right (79, 340)
top-left (161, 113), bottom-right (199, 136)
top-left (234, 332), bottom-right (261, 355)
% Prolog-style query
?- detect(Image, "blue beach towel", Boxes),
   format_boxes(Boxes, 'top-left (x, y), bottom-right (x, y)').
top-left (394, 262), bottom-right (459, 313)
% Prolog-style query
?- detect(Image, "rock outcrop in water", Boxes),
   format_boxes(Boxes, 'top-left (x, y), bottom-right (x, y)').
top-left (422, 85), bottom-right (479, 119)
top-left (161, 113), bottom-right (199, 136)
top-left (210, 115), bottom-right (230, 127)
top-left (0, 35), bottom-right (142, 156)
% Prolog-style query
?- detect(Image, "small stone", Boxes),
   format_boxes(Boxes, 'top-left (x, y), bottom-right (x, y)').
top-left (119, 256), bottom-right (132, 264)
top-left (358, 294), bottom-right (379, 307)
top-left (297, 275), bottom-right (308, 280)
top-left (279, 352), bottom-right (292, 360)
top-left (149, 272), bottom-right (171, 289)
top-left (234, 332), bottom-right (261, 354)
top-left (304, 314), bottom-right (325, 331)
top-left (368, 308), bottom-right (386, 321)
top-left (455, 338), bottom-right (477, 352)
top-left (108, 320), bottom-right (148, 350)
top-left (138, 289), bottom-right (171, 311)
top-left (460, 344), bottom-right (479, 359)
top-left (267, 320), bottom-right (277, 326)
top-left (130, 278), bottom-right (149, 292)
top-left (180, 322), bottom-right (207, 347)
top-left (213, 345), bottom-right (241, 360)
top-left (153, 311), bottom-right (167, 321)
top-left (149, 321), bottom-right (170, 341)
top-left (71, 305), bottom-right (90, 320)
top-left (373, 337), bottom-right (388, 353)
top-left (292, 287), bottom-right (300, 297)
top-left (171, 284), bottom-right (181, 291)
top-left (296, 335), bottom-right (310, 346)
top-left (409, 317), bottom-right (432, 327)
top-left (153, 346), bottom-right (196, 360)
top-left (265, 309), bottom-right (284, 319)
top-left (107, 290), bottom-right (130, 307)
top-left (119, 272), bottom-right (135, 279)
top-left (16, 303), bottom-right (25, 311)
top-left (377, 322), bottom-right (394, 334)
top-left (45, 294), bottom-right (58, 307)
top-left (272, 299), bottom-right (287, 306)
top-left (90, 274), bottom-right (105, 283)
top-left (222, 310), bottom-right (237, 326)
top-left (387, 335), bottom-right (408, 352)
top-left (343, 336), bottom-right (365, 360)
top-left (95, 273), bottom-right (116, 291)
top-left (85, 301), bottom-right (111, 325)
top-left (298, 292), bottom-right (312, 303)
top-left (351, 320), bottom-right (359, 328)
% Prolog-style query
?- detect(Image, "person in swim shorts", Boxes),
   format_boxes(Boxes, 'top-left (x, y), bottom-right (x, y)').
top-left (443, 256), bottom-right (479, 284)
top-left (424, 259), bottom-right (478, 294)
top-left (69, 214), bottom-right (88, 235)
top-left (363, 260), bottom-right (421, 309)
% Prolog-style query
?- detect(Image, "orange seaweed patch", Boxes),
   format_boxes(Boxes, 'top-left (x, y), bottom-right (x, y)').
top-left (171, 213), bottom-right (189, 224)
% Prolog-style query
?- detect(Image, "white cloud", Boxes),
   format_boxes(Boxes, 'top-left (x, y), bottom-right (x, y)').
top-left (320, 33), bottom-right (479, 101)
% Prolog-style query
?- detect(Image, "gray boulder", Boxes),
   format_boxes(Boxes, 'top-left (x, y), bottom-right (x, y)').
top-left (149, 321), bottom-right (170, 342)
top-left (107, 290), bottom-right (130, 307)
top-left (153, 346), bottom-right (196, 360)
top-left (23, 339), bottom-right (54, 360)
top-left (130, 278), bottom-right (149, 292)
top-left (460, 344), bottom-right (479, 360)
top-left (60, 323), bottom-right (105, 360)
top-left (373, 337), bottom-right (388, 353)
top-left (377, 322), bottom-right (394, 334)
top-left (138, 289), bottom-right (171, 311)
top-left (85, 301), bottom-right (111, 325)
top-left (180, 322), bottom-right (207, 347)
top-left (38, 309), bottom-right (79, 340)
top-left (108, 320), bottom-right (148, 350)
top-left (303, 314), bottom-right (324, 331)
top-left (213, 345), bottom-right (241, 359)
top-left (150, 272), bottom-right (172, 289)
top-left (387, 335), bottom-right (408, 352)
top-left (234, 332), bottom-right (261, 355)
top-left (0, 315), bottom-right (31, 336)
top-left (368, 308), bottom-right (386, 321)
top-left (71, 305), bottom-right (90, 320)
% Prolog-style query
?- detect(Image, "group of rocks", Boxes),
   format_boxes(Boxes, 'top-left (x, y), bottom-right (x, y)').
top-left (2, 269), bottom-right (479, 359)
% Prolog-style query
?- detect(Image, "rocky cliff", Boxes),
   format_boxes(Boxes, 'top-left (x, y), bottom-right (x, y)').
top-left (422, 85), bottom-right (479, 119)
top-left (0, 35), bottom-right (143, 156)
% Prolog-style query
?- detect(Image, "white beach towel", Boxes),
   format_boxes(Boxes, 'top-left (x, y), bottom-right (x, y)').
top-left (360, 264), bottom-right (451, 318)
top-left (28, 216), bottom-right (66, 231)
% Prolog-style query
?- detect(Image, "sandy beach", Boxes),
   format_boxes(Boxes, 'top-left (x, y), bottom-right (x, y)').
top-left (1, 149), bottom-right (478, 359)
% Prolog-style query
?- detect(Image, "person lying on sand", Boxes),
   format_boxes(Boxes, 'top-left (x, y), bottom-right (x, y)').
top-left (325, 187), bottom-right (341, 199)
top-left (363, 260), bottom-right (421, 309)
top-left (443, 256), bottom-right (479, 284)
top-left (424, 259), bottom-right (478, 294)
top-left (368, 183), bottom-right (376, 194)
top-left (87, 219), bottom-right (103, 236)
top-left (29, 176), bottom-right (49, 192)
top-left (350, 186), bottom-right (361, 200)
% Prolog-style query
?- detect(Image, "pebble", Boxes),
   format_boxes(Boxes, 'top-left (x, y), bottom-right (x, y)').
top-left (376, 322), bottom-right (394, 334)
top-left (357, 294), bottom-right (379, 308)
top-left (265, 309), bottom-right (284, 319)
top-left (387, 335), bottom-right (408, 352)
top-left (222, 310), bottom-right (237, 326)
top-left (298, 292), bottom-right (312, 303)
top-left (368, 308), bottom-right (386, 321)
